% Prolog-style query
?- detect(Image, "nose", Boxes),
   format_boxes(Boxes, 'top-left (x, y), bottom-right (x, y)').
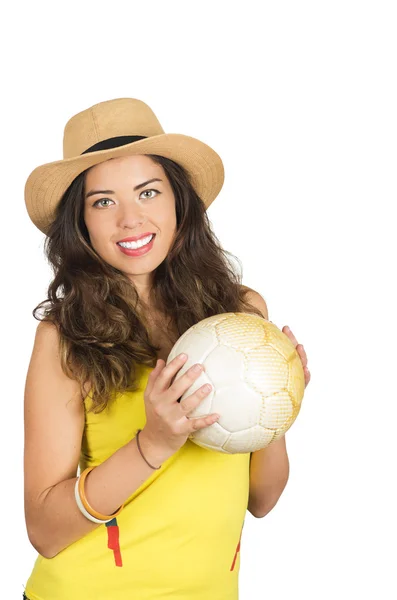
top-left (117, 202), bottom-right (148, 230)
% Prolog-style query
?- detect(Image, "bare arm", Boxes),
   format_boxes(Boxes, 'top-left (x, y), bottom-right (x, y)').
top-left (24, 321), bottom-right (173, 559)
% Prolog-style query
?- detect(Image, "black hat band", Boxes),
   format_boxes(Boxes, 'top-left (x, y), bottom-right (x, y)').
top-left (81, 135), bottom-right (148, 155)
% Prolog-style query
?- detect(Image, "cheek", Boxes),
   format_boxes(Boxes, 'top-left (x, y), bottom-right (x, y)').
top-left (158, 204), bottom-right (177, 236)
top-left (84, 217), bottom-right (107, 249)
top-left (168, 214), bottom-right (177, 236)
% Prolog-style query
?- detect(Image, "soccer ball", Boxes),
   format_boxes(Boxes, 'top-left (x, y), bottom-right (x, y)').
top-left (166, 312), bottom-right (305, 454)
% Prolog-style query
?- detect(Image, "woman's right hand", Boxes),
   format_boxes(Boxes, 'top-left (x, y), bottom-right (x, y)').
top-left (141, 353), bottom-right (219, 455)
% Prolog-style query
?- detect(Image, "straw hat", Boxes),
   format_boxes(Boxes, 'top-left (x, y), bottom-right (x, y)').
top-left (24, 98), bottom-right (225, 234)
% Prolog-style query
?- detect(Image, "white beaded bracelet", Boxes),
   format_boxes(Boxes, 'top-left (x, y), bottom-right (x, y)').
top-left (74, 477), bottom-right (113, 524)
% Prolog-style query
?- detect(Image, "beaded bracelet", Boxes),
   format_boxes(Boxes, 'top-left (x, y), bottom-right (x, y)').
top-left (136, 429), bottom-right (162, 470)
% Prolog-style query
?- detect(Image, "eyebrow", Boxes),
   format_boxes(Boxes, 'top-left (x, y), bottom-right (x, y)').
top-left (85, 178), bottom-right (163, 199)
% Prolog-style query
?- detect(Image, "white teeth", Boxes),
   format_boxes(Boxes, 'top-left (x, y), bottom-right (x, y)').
top-left (118, 234), bottom-right (154, 249)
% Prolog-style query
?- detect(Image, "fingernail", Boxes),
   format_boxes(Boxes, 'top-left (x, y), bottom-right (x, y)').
top-left (193, 364), bottom-right (203, 372)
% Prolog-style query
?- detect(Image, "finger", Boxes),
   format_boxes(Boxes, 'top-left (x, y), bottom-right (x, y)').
top-left (283, 326), bottom-right (299, 347)
top-left (146, 358), bottom-right (166, 390)
top-left (187, 412), bottom-right (220, 433)
top-left (296, 344), bottom-right (308, 366)
top-left (152, 353), bottom-right (188, 395)
top-left (304, 366), bottom-right (311, 387)
top-left (166, 362), bottom-right (206, 403)
top-left (178, 383), bottom-right (213, 416)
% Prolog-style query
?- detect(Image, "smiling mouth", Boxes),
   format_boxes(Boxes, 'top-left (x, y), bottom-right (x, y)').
top-left (117, 234), bottom-right (156, 250)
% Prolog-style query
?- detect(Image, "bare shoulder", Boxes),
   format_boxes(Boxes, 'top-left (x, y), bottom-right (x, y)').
top-left (26, 319), bottom-right (85, 416)
top-left (240, 285), bottom-right (269, 320)
top-left (34, 319), bottom-right (60, 347)
top-left (33, 320), bottom-right (91, 398)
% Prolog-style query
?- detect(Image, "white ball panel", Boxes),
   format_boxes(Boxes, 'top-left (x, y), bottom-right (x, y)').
top-left (212, 383), bottom-right (262, 433)
top-left (192, 313), bottom-right (230, 330)
top-left (223, 425), bottom-right (275, 453)
top-left (202, 344), bottom-right (245, 388)
top-left (193, 443), bottom-right (229, 454)
top-left (167, 329), bottom-right (218, 365)
top-left (190, 420), bottom-right (230, 452)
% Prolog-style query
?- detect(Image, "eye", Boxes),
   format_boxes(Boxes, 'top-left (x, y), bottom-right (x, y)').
top-left (92, 198), bottom-right (114, 208)
top-left (140, 189), bottom-right (160, 199)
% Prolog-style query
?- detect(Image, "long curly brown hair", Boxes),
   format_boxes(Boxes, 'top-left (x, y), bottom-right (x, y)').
top-left (33, 154), bottom-right (263, 413)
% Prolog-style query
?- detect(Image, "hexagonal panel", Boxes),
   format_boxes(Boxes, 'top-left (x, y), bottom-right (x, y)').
top-left (215, 313), bottom-right (268, 349)
top-left (190, 419), bottom-right (230, 451)
top-left (203, 344), bottom-right (245, 388)
top-left (258, 391), bottom-right (294, 429)
top-left (192, 313), bottom-right (229, 331)
top-left (211, 382), bottom-right (263, 433)
top-left (267, 327), bottom-right (297, 362)
top-left (168, 329), bottom-right (218, 367)
top-left (287, 352), bottom-right (306, 406)
top-left (243, 346), bottom-right (289, 396)
top-left (223, 425), bottom-right (275, 453)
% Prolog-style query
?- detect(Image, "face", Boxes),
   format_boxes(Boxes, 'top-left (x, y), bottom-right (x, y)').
top-left (83, 154), bottom-right (177, 300)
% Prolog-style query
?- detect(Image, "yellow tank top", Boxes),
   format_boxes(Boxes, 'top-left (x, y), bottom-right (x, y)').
top-left (24, 363), bottom-right (250, 600)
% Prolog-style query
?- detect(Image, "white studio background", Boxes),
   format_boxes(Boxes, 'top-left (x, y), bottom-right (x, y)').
top-left (1, 1), bottom-right (395, 598)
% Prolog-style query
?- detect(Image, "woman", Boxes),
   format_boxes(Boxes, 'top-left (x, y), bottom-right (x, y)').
top-left (23, 98), bottom-right (310, 599)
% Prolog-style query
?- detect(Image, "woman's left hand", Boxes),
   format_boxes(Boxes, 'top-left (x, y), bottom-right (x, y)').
top-left (282, 326), bottom-right (311, 388)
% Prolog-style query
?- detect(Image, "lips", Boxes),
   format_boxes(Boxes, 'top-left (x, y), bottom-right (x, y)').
top-left (117, 232), bottom-right (155, 243)
top-left (116, 234), bottom-right (156, 257)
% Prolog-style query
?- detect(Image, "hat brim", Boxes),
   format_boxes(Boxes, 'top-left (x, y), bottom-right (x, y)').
top-left (25, 133), bottom-right (224, 234)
